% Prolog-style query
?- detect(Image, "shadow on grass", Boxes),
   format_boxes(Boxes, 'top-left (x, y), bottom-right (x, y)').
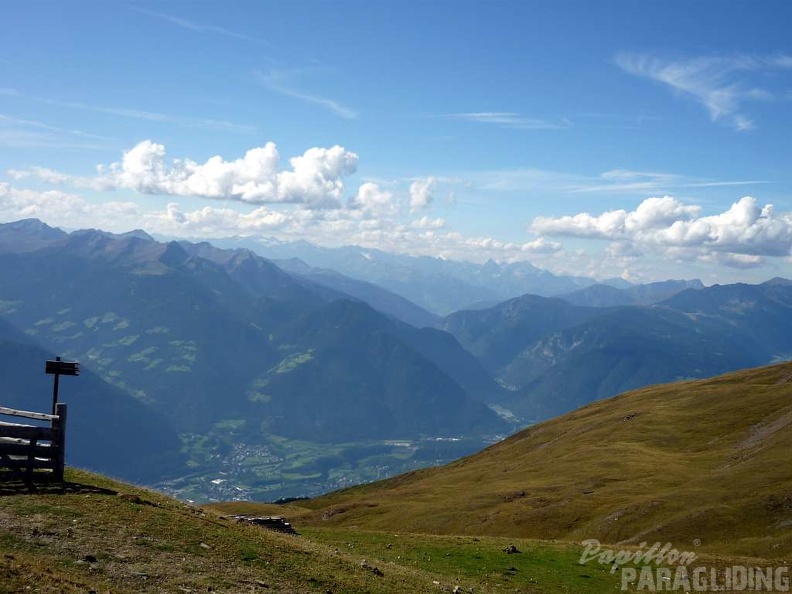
top-left (0, 474), bottom-right (117, 497)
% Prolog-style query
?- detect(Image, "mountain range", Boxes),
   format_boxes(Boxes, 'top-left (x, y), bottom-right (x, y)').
top-left (0, 219), bottom-right (509, 497)
top-left (559, 278), bottom-right (704, 307)
top-left (1, 218), bottom-right (791, 501)
top-left (442, 280), bottom-right (792, 421)
top-left (213, 236), bottom-right (598, 314)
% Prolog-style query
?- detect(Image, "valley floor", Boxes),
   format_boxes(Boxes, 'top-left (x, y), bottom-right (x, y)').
top-left (155, 432), bottom-right (506, 502)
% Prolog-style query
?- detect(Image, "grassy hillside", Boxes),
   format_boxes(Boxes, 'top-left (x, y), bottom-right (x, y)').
top-left (290, 362), bottom-right (792, 559)
top-left (0, 469), bottom-right (641, 593)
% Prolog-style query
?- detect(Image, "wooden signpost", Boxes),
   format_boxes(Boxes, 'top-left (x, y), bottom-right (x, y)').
top-left (45, 356), bottom-right (80, 415)
top-left (0, 357), bottom-right (79, 485)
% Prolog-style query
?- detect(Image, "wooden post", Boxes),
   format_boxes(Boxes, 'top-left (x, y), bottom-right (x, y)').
top-left (27, 438), bottom-right (37, 482)
top-left (51, 356), bottom-right (61, 415)
top-left (53, 403), bottom-right (67, 482)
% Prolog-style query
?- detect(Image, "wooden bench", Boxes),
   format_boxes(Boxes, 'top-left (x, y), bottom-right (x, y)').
top-left (0, 403), bottom-right (67, 484)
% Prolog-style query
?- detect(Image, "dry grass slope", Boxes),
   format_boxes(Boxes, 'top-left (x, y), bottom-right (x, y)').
top-left (0, 469), bottom-right (494, 593)
top-left (290, 362), bottom-right (792, 559)
top-left (0, 470), bottom-right (656, 593)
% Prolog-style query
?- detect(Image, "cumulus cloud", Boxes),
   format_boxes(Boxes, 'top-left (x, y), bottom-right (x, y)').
top-left (409, 177), bottom-right (436, 212)
top-left (348, 182), bottom-right (395, 214)
top-left (531, 196), bottom-right (701, 238)
top-left (530, 196), bottom-right (792, 264)
top-left (17, 140), bottom-right (360, 207)
top-left (0, 182), bottom-right (139, 224)
top-left (696, 251), bottom-right (765, 269)
top-left (159, 203), bottom-right (289, 236)
top-left (520, 238), bottom-right (563, 254)
top-left (411, 216), bottom-right (445, 229)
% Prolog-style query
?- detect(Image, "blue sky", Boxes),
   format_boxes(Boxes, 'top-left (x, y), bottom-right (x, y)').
top-left (1, 1), bottom-right (791, 284)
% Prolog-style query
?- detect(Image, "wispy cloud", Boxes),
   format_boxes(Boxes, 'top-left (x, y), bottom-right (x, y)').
top-left (615, 52), bottom-right (792, 131)
top-left (131, 6), bottom-right (267, 45)
top-left (565, 169), bottom-right (769, 194)
top-left (0, 114), bottom-right (111, 141)
top-left (0, 114), bottom-right (113, 150)
top-left (0, 88), bottom-right (255, 133)
top-left (464, 166), bottom-right (769, 196)
top-left (445, 112), bottom-right (571, 130)
top-left (567, 169), bottom-right (680, 194)
top-left (0, 130), bottom-right (108, 151)
top-left (254, 70), bottom-right (358, 119)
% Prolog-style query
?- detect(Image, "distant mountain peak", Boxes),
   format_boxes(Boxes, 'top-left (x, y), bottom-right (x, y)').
top-left (117, 229), bottom-right (154, 241)
top-left (763, 277), bottom-right (792, 286)
top-left (2, 218), bottom-right (61, 233)
top-left (65, 228), bottom-right (115, 250)
top-left (0, 218), bottom-right (67, 247)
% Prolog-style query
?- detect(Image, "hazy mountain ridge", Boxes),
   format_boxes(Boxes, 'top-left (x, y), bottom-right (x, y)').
top-left (441, 294), bottom-right (606, 374)
top-left (273, 257), bottom-right (440, 328)
top-left (559, 278), bottom-right (704, 307)
top-left (217, 237), bottom-right (596, 314)
top-left (443, 281), bottom-right (792, 421)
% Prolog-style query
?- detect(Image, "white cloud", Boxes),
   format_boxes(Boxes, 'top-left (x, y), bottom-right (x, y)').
top-left (17, 140), bottom-right (360, 207)
top-left (697, 251), bottom-right (765, 270)
top-left (411, 216), bottom-right (445, 229)
top-left (615, 53), bottom-right (792, 130)
top-left (409, 177), bottom-right (436, 212)
top-left (520, 238), bottom-right (562, 254)
top-left (7, 166), bottom-right (73, 184)
top-left (531, 196), bottom-right (700, 238)
top-left (349, 182), bottom-right (396, 214)
top-left (276, 145), bottom-right (359, 206)
top-left (0, 182), bottom-right (138, 224)
top-left (530, 196), bottom-right (792, 263)
top-left (159, 203), bottom-right (289, 236)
